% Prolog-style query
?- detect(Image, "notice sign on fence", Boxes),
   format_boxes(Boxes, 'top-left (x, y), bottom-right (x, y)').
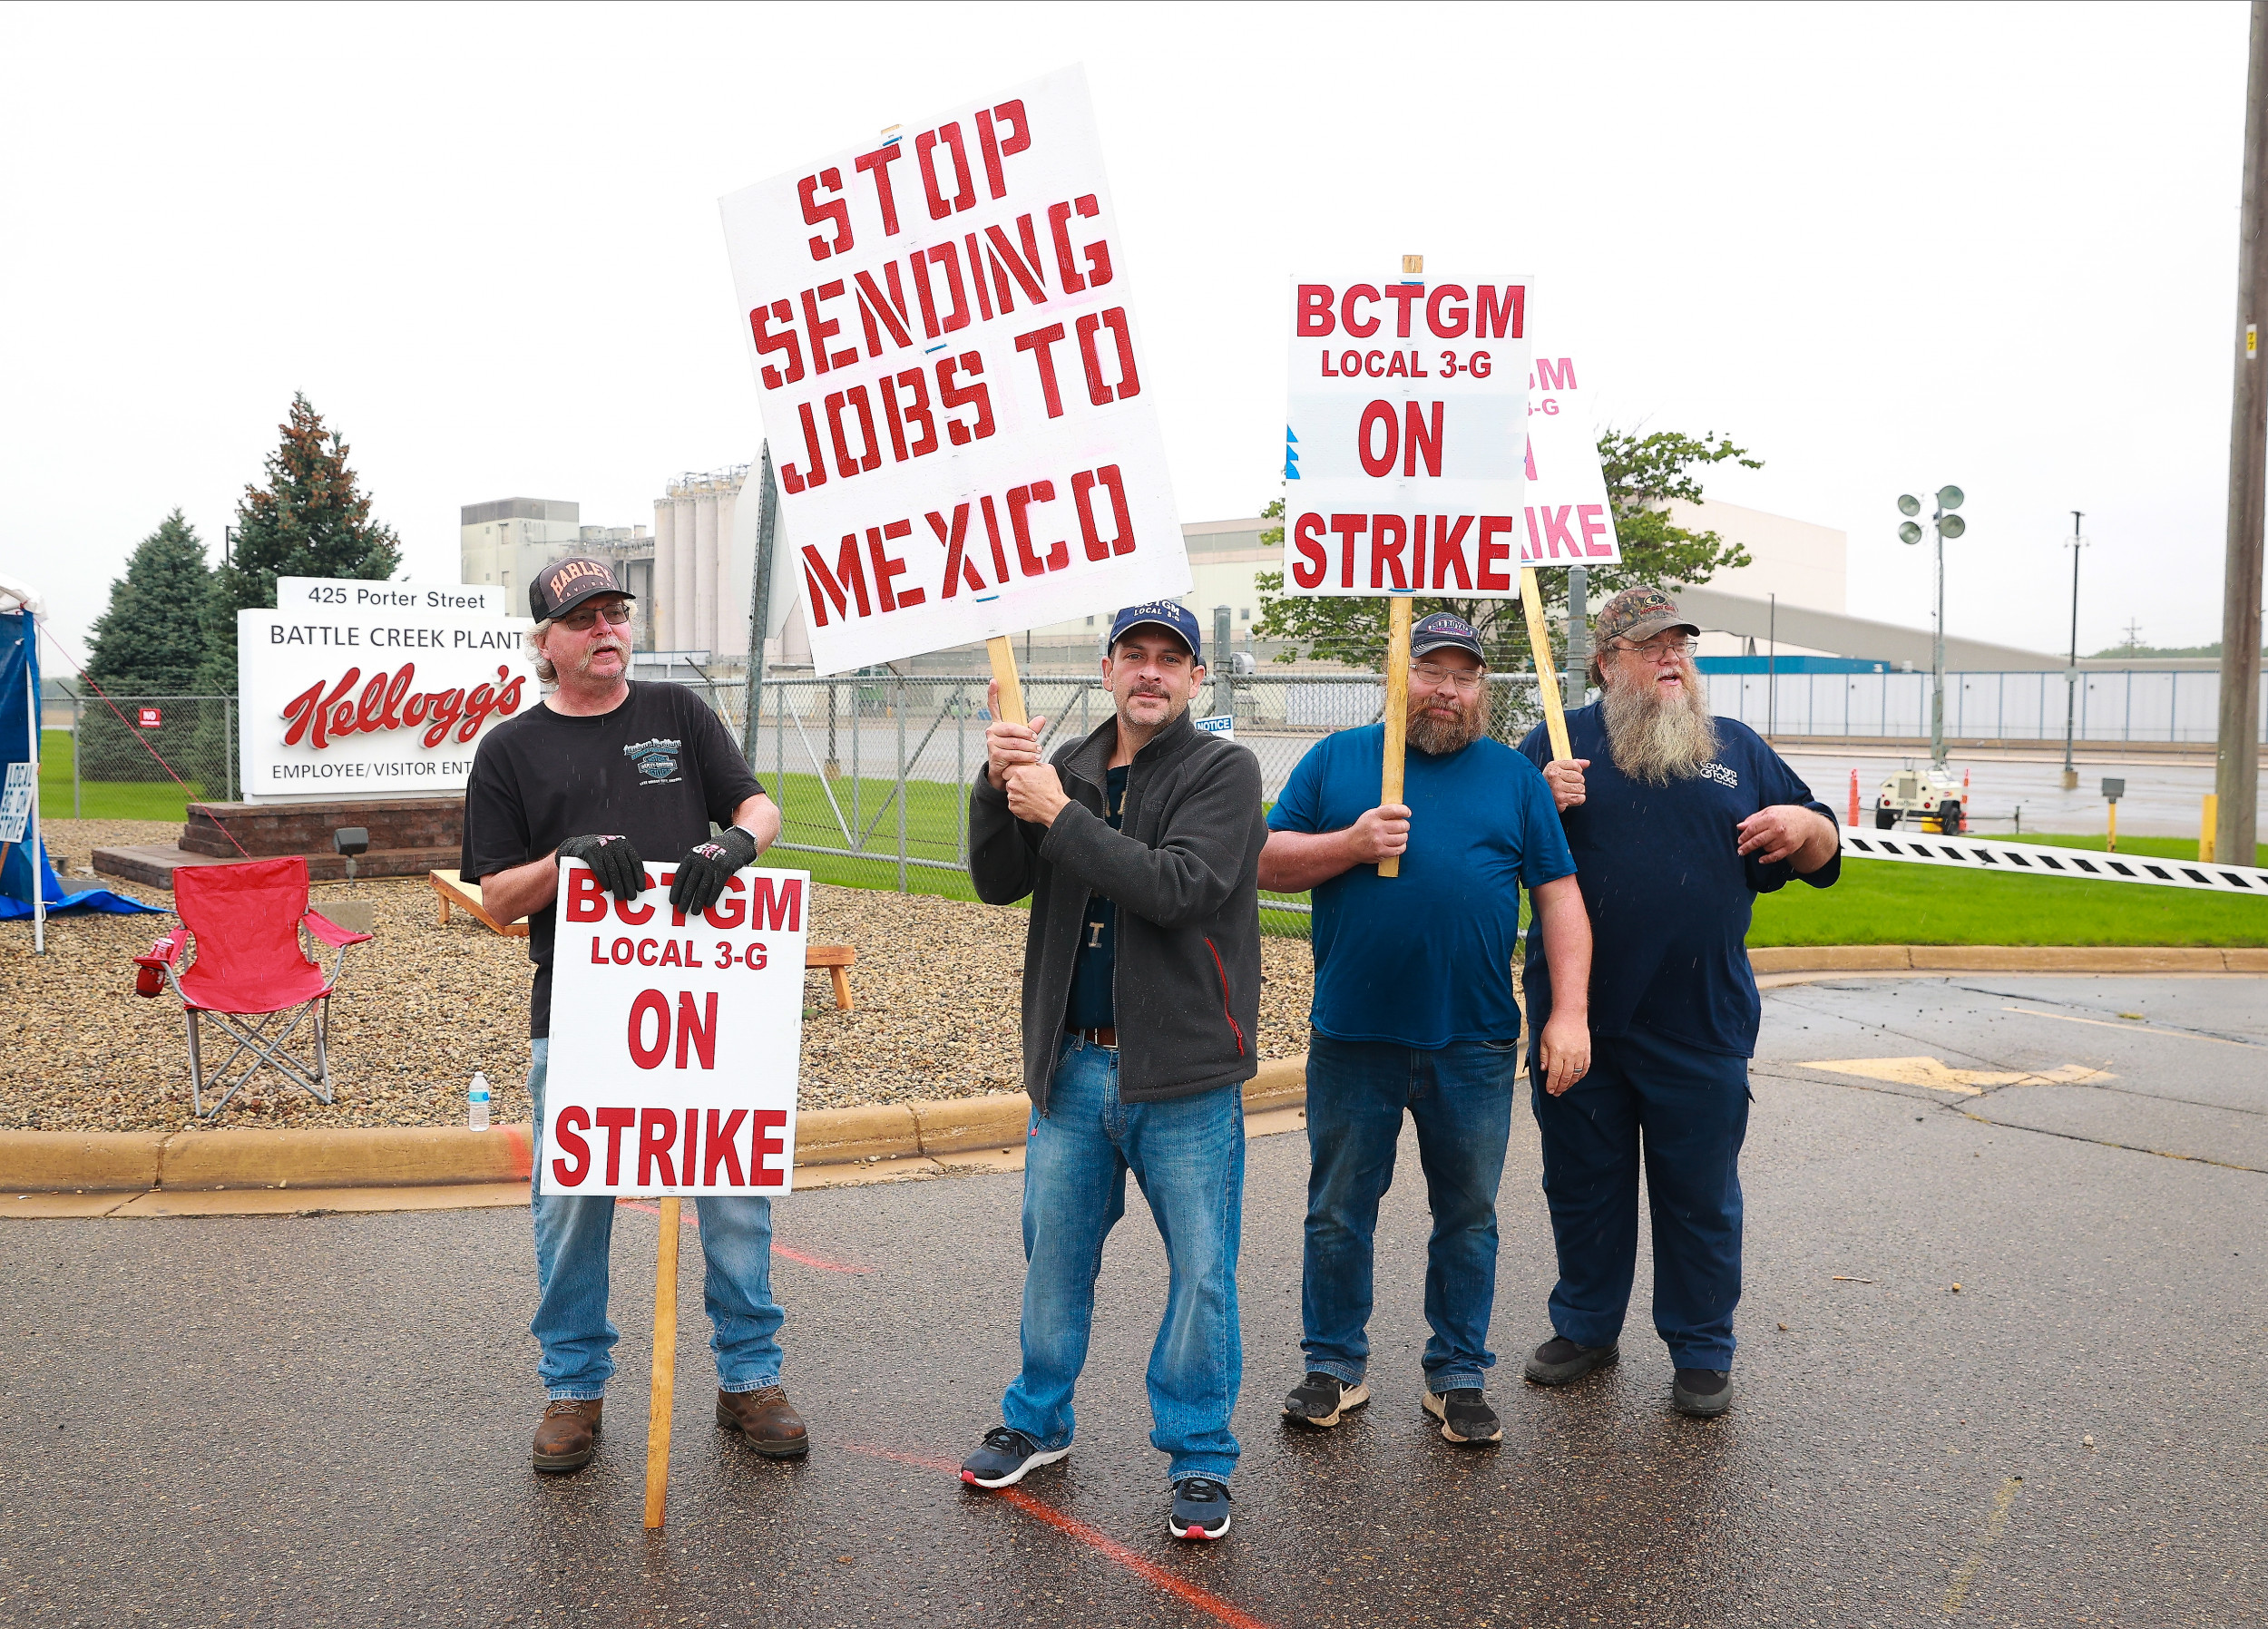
top-left (1284, 272), bottom-right (1535, 599)
top-left (718, 66), bottom-right (1189, 676)
top-left (539, 860), bottom-right (809, 1197)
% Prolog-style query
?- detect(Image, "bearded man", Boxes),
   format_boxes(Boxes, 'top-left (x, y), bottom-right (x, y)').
top-left (1264, 612), bottom-right (1593, 1448)
top-left (1516, 587), bottom-right (1839, 1419)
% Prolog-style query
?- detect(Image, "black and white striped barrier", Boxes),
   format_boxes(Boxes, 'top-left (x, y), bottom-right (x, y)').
top-left (1840, 831), bottom-right (2268, 897)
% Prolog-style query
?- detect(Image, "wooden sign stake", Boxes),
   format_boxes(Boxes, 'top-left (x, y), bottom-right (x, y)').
top-left (987, 635), bottom-right (1029, 727)
top-left (1378, 597), bottom-right (1413, 878)
top-left (1520, 566), bottom-right (1574, 761)
top-left (643, 1195), bottom-right (682, 1529)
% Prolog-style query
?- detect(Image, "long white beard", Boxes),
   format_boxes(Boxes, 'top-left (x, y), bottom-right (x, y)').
top-left (1601, 670), bottom-right (1718, 785)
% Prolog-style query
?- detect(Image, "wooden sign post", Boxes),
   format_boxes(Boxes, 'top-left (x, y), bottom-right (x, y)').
top-left (1519, 566), bottom-right (1574, 761)
top-left (987, 635), bottom-right (1029, 727)
top-left (644, 1195), bottom-right (682, 1529)
top-left (1377, 598), bottom-right (1413, 877)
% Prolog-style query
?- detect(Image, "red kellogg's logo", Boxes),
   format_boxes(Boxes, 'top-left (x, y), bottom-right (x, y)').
top-left (281, 663), bottom-right (526, 751)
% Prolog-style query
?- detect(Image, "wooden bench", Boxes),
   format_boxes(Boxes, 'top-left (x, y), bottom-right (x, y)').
top-left (429, 869), bottom-right (859, 1010)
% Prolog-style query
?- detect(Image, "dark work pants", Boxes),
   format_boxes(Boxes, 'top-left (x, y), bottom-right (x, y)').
top-left (1528, 1024), bottom-right (1750, 1371)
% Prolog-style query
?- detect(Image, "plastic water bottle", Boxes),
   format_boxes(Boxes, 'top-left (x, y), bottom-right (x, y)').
top-left (468, 1070), bottom-right (491, 1132)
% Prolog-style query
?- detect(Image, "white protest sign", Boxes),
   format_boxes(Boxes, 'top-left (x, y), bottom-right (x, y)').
top-left (540, 860), bottom-right (809, 1196)
top-left (1283, 272), bottom-right (1534, 598)
top-left (237, 581), bottom-right (534, 803)
top-left (718, 66), bottom-right (1189, 676)
top-left (1520, 354), bottom-right (1622, 565)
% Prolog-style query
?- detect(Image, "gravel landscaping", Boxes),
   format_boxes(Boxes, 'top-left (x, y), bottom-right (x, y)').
top-left (5, 819), bottom-right (1314, 1133)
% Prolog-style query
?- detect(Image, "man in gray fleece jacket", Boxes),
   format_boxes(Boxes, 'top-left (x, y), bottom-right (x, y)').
top-left (955, 601), bottom-right (1265, 1544)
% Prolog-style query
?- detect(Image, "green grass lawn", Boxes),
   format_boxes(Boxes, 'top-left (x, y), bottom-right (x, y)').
top-left (37, 730), bottom-right (203, 822)
top-left (1750, 832), bottom-right (2268, 948)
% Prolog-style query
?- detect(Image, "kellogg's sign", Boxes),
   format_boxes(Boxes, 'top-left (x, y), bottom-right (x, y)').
top-left (238, 578), bottom-right (536, 802)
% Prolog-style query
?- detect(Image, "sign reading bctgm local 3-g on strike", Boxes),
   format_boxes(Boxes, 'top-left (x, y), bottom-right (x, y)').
top-left (1285, 274), bottom-right (1535, 599)
top-left (237, 577), bottom-right (533, 803)
top-left (541, 861), bottom-right (810, 1197)
top-left (718, 65), bottom-right (1189, 676)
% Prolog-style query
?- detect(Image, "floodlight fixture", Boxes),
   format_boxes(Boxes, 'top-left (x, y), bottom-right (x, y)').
top-left (1937, 484), bottom-right (1965, 511)
top-left (1939, 513), bottom-right (1967, 540)
top-left (1899, 521), bottom-right (1924, 545)
top-left (1897, 494), bottom-right (1921, 517)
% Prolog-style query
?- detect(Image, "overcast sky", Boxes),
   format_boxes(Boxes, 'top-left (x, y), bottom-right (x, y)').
top-left (0, 1), bottom-right (2251, 661)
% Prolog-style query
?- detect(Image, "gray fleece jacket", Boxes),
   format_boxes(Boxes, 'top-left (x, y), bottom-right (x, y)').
top-left (968, 707), bottom-right (1266, 1114)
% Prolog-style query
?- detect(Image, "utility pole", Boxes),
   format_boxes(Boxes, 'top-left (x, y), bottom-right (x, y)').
top-left (2217, 0), bottom-right (2268, 863)
top-left (1897, 487), bottom-right (1965, 769)
top-left (2063, 512), bottom-right (2085, 790)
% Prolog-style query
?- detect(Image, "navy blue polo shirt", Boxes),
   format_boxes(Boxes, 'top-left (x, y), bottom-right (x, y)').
top-left (1518, 701), bottom-right (1839, 1058)
top-left (1269, 724), bottom-right (1574, 1049)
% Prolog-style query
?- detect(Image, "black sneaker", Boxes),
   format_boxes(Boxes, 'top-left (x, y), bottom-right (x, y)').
top-left (959, 1426), bottom-right (1069, 1489)
top-left (1423, 1387), bottom-right (1502, 1444)
top-left (1282, 1371), bottom-right (1370, 1429)
top-left (1522, 1334), bottom-right (1620, 1387)
top-left (1672, 1368), bottom-right (1732, 1419)
top-left (1168, 1477), bottom-right (1232, 1540)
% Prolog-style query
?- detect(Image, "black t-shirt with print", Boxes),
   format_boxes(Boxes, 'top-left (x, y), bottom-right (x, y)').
top-left (460, 682), bottom-right (764, 1037)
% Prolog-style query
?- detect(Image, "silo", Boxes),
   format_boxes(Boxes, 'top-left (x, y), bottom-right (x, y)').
top-left (716, 483), bottom-right (741, 662)
top-left (693, 486), bottom-right (720, 657)
top-left (671, 493), bottom-right (697, 654)
top-left (650, 497), bottom-right (678, 652)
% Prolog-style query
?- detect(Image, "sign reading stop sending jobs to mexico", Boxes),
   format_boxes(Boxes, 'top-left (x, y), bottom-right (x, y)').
top-left (718, 65), bottom-right (1190, 677)
top-left (541, 860), bottom-right (810, 1197)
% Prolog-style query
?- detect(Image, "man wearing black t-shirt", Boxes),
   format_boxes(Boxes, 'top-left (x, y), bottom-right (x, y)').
top-left (1517, 587), bottom-right (1840, 1421)
top-left (460, 555), bottom-right (800, 1474)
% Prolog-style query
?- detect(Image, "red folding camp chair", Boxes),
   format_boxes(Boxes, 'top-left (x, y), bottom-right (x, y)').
top-left (132, 856), bottom-right (374, 1117)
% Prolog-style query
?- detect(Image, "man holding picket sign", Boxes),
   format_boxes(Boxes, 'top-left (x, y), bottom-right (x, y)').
top-left (461, 556), bottom-right (806, 1474)
top-left (961, 601), bottom-right (1265, 1542)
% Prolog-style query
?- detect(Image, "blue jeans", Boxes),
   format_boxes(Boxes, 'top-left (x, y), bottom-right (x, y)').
top-left (526, 1039), bottom-right (786, 1400)
top-left (1528, 1024), bottom-right (1750, 1370)
top-left (1300, 1035), bottom-right (1519, 1393)
top-left (1002, 1035), bottom-right (1246, 1487)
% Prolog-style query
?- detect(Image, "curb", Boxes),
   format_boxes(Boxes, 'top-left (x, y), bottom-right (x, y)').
top-left (1745, 944), bottom-right (2268, 973)
top-left (0, 1056), bottom-right (1311, 1196)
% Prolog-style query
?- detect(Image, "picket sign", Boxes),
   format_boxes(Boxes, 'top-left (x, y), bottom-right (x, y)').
top-left (1284, 258), bottom-right (1535, 873)
top-left (718, 66), bottom-right (1191, 688)
top-left (1841, 831), bottom-right (2268, 896)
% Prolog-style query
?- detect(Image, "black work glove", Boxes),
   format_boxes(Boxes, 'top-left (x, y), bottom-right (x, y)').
top-left (556, 834), bottom-right (647, 902)
top-left (670, 824), bottom-right (759, 916)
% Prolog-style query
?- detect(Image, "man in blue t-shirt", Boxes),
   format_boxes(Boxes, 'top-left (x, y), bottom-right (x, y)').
top-left (1516, 587), bottom-right (1840, 1420)
top-left (1264, 612), bottom-right (1594, 1447)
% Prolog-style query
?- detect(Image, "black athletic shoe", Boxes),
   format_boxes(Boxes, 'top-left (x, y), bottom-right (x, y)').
top-left (1672, 1368), bottom-right (1733, 1419)
top-left (1168, 1477), bottom-right (1232, 1540)
top-left (1423, 1387), bottom-right (1502, 1444)
top-left (1522, 1334), bottom-right (1620, 1386)
top-left (1283, 1371), bottom-right (1370, 1429)
top-left (960, 1426), bottom-right (1069, 1488)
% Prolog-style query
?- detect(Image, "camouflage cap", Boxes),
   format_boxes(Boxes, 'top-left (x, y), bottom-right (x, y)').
top-left (1593, 586), bottom-right (1699, 649)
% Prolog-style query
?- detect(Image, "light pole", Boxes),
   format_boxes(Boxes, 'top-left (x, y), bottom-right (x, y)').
top-left (1898, 486), bottom-right (1967, 768)
top-left (2062, 512), bottom-right (2087, 790)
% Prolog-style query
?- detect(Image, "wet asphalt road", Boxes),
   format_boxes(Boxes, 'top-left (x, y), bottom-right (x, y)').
top-left (5, 974), bottom-right (2264, 1628)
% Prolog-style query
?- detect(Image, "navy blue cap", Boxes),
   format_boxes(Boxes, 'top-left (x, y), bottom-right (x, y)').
top-left (1411, 611), bottom-right (1484, 662)
top-left (1107, 601), bottom-right (1203, 664)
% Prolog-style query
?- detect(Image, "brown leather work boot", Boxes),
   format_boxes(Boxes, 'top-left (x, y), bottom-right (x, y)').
top-left (533, 1398), bottom-right (602, 1472)
top-left (715, 1385), bottom-right (810, 1458)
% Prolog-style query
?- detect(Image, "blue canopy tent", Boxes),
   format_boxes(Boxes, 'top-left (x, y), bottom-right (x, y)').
top-left (0, 582), bottom-right (161, 938)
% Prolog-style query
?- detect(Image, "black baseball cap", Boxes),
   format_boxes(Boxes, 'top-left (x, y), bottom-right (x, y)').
top-left (1411, 611), bottom-right (1484, 663)
top-left (529, 555), bottom-right (634, 622)
top-left (1107, 601), bottom-right (1203, 664)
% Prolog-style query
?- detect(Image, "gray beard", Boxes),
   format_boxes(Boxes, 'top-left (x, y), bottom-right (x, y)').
top-left (1408, 696), bottom-right (1487, 756)
top-left (1601, 673), bottom-right (1718, 785)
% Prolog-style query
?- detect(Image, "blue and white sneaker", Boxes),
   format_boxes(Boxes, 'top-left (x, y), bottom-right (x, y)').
top-left (960, 1426), bottom-right (1068, 1489)
top-left (1168, 1477), bottom-right (1232, 1540)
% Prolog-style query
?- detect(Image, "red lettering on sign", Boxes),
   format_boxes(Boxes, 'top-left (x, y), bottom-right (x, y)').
top-left (1015, 323), bottom-right (1070, 418)
top-left (1010, 481), bottom-right (1065, 575)
top-left (798, 168), bottom-right (851, 260)
top-left (1426, 284), bottom-right (1469, 338)
top-left (1384, 282), bottom-right (1423, 338)
top-left (854, 267), bottom-right (914, 357)
top-left (565, 867), bottom-right (608, 922)
top-left (751, 1109), bottom-right (788, 1187)
top-left (552, 1106), bottom-right (591, 1187)
top-left (628, 991), bottom-right (670, 1071)
top-left (1475, 284), bottom-right (1524, 339)
top-left (1534, 356), bottom-right (1576, 391)
top-left (1330, 514), bottom-right (1366, 590)
top-left (1403, 402), bottom-right (1443, 478)
top-left (675, 992), bottom-right (719, 1071)
top-left (1358, 402), bottom-right (1397, 478)
top-left (1340, 284), bottom-right (1381, 338)
top-left (704, 1108), bottom-right (748, 1185)
top-left (1477, 516), bottom-right (1516, 590)
top-left (1295, 283), bottom-right (1335, 337)
top-left (916, 122), bottom-right (974, 219)
top-left (1579, 503), bottom-right (1612, 555)
top-left (1433, 516), bottom-right (1474, 590)
top-left (938, 352), bottom-right (993, 445)
top-left (1370, 514), bottom-right (1411, 591)
top-left (802, 535), bottom-right (872, 629)
top-left (1291, 513), bottom-right (1328, 589)
top-left (866, 520), bottom-right (921, 611)
top-left (1072, 465), bottom-right (1135, 561)
top-left (639, 1108), bottom-right (679, 1186)
top-left (750, 298), bottom-right (804, 389)
top-left (852, 144), bottom-right (904, 235)
top-left (595, 1106), bottom-right (636, 1185)
top-left (826, 386), bottom-right (882, 479)
top-left (1074, 307), bottom-right (1139, 405)
top-left (705, 875), bottom-right (747, 931)
top-left (800, 280), bottom-right (855, 375)
top-left (932, 504), bottom-right (986, 597)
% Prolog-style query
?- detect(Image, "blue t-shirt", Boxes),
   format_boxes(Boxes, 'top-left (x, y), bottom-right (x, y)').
top-left (1518, 701), bottom-right (1839, 1058)
top-left (1064, 765), bottom-right (1129, 1029)
top-left (1269, 724), bottom-right (1574, 1049)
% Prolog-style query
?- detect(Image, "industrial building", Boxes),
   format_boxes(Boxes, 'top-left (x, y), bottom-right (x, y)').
top-left (459, 499), bottom-right (653, 632)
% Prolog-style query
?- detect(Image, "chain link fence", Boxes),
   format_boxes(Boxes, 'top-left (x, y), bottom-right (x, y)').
top-left (61, 695), bottom-right (238, 812)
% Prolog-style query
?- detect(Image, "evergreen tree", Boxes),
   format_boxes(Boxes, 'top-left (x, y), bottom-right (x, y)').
top-left (85, 510), bottom-right (212, 693)
top-left (194, 393), bottom-right (403, 696)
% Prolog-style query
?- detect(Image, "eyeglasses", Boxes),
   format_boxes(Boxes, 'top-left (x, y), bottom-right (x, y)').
top-left (1608, 635), bottom-right (1698, 662)
top-left (556, 600), bottom-right (633, 631)
top-left (1410, 661), bottom-right (1484, 693)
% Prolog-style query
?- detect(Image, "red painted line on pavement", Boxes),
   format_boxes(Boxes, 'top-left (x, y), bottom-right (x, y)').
top-left (616, 1198), bottom-right (871, 1273)
top-left (841, 1443), bottom-right (1272, 1629)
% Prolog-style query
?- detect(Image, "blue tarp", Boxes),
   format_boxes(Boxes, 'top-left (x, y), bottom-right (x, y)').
top-left (1, 610), bottom-right (162, 919)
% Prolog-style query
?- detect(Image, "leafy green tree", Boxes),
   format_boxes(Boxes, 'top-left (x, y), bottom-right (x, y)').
top-left (85, 510), bottom-right (212, 693)
top-left (1252, 427), bottom-right (1760, 673)
top-left (194, 393), bottom-right (402, 696)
